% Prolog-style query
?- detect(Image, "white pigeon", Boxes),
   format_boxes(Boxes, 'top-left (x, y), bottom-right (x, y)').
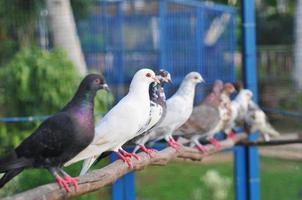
top-left (129, 70), bottom-right (172, 157)
top-left (244, 100), bottom-right (280, 141)
top-left (65, 68), bottom-right (160, 175)
top-left (147, 72), bottom-right (204, 150)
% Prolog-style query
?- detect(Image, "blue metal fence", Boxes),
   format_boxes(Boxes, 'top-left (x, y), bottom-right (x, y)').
top-left (76, 1), bottom-right (238, 200)
top-left (77, 0), bottom-right (236, 102)
top-left (0, 0), bottom-right (259, 200)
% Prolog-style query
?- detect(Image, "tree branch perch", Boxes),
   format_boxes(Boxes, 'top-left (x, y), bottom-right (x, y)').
top-left (1, 133), bottom-right (248, 200)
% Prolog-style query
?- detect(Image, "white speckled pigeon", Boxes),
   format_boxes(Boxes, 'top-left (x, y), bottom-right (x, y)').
top-left (128, 69), bottom-right (172, 157)
top-left (222, 88), bottom-right (253, 140)
top-left (244, 100), bottom-right (280, 141)
top-left (65, 68), bottom-right (160, 175)
top-left (146, 72), bottom-right (204, 150)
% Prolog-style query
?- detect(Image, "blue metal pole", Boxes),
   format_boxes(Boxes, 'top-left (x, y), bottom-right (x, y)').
top-left (234, 145), bottom-right (248, 200)
top-left (111, 2), bottom-right (136, 200)
top-left (159, 0), bottom-right (168, 71)
top-left (110, 153), bottom-right (136, 200)
top-left (241, 1), bottom-right (260, 200)
top-left (196, 6), bottom-right (205, 101)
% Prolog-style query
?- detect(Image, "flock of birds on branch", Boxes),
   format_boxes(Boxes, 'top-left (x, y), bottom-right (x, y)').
top-left (0, 68), bottom-right (280, 192)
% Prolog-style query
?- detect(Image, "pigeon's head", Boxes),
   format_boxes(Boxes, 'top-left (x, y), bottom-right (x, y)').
top-left (184, 72), bottom-right (204, 84)
top-left (158, 69), bottom-right (172, 83)
top-left (132, 68), bottom-right (160, 85)
top-left (80, 74), bottom-right (110, 92)
top-left (240, 89), bottom-right (253, 101)
top-left (212, 80), bottom-right (223, 94)
top-left (223, 83), bottom-right (236, 95)
top-left (233, 81), bottom-right (244, 91)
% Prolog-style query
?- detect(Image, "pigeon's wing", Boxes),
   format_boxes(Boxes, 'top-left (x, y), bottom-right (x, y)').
top-left (178, 105), bottom-right (220, 137)
top-left (16, 112), bottom-right (75, 160)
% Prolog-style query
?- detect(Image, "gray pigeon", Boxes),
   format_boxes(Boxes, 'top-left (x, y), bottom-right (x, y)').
top-left (147, 72), bottom-right (204, 150)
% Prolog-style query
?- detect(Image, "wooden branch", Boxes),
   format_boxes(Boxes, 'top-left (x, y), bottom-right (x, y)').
top-left (2, 134), bottom-right (248, 200)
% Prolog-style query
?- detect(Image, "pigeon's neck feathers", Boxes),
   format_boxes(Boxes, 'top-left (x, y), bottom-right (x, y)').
top-left (173, 80), bottom-right (196, 101)
top-left (63, 88), bottom-right (96, 112)
top-left (128, 79), bottom-right (150, 100)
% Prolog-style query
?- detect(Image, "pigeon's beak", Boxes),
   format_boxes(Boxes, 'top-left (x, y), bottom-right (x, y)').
top-left (152, 76), bottom-right (160, 84)
top-left (166, 74), bottom-right (172, 84)
top-left (102, 84), bottom-right (111, 92)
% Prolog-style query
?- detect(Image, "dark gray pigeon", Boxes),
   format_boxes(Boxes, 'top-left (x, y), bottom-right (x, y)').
top-left (0, 74), bottom-right (109, 192)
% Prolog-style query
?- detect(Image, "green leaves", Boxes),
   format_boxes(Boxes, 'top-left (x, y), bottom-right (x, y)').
top-left (0, 47), bottom-right (80, 149)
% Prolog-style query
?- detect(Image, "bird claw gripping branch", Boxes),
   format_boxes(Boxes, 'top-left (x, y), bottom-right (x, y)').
top-left (209, 138), bottom-right (222, 150)
top-left (139, 145), bottom-right (157, 158)
top-left (195, 144), bottom-right (209, 153)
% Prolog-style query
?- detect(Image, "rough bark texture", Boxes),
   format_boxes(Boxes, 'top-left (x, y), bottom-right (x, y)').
top-left (46, 0), bottom-right (87, 75)
top-left (2, 134), bottom-right (248, 200)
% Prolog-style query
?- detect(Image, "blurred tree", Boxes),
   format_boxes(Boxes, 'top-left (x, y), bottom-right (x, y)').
top-left (0, 48), bottom-right (79, 150)
top-left (293, 0), bottom-right (302, 89)
top-left (46, 0), bottom-right (87, 75)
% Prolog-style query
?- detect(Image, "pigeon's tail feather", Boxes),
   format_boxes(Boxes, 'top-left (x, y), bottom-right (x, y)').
top-left (64, 144), bottom-right (106, 167)
top-left (79, 157), bottom-right (97, 176)
top-left (0, 168), bottom-right (23, 188)
top-left (260, 123), bottom-right (280, 138)
top-left (0, 152), bottom-right (31, 173)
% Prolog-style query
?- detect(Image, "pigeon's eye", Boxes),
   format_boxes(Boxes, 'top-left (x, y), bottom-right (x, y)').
top-left (194, 76), bottom-right (199, 80)
top-left (145, 73), bottom-right (151, 78)
top-left (94, 79), bottom-right (100, 84)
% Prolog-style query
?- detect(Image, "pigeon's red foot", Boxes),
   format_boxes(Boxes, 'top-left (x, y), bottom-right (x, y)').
top-left (171, 137), bottom-right (182, 146)
top-left (195, 144), bottom-right (209, 153)
top-left (227, 130), bottom-right (237, 141)
top-left (119, 149), bottom-right (140, 160)
top-left (139, 145), bottom-right (157, 158)
top-left (168, 139), bottom-right (181, 152)
top-left (56, 176), bottom-right (71, 192)
top-left (64, 175), bottom-right (78, 191)
top-left (116, 152), bottom-right (133, 168)
top-left (209, 138), bottom-right (222, 150)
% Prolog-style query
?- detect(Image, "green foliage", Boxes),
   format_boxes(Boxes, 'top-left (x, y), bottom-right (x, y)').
top-left (0, 47), bottom-right (112, 151)
top-left (0, 47), bottom-right (80, 149)
top-left (0, 47), bottom-right (80, 116)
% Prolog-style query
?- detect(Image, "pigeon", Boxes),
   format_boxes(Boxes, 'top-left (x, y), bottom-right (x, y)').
top-left (0, 74), bottom-right (109, 192)
top-left (146, 72), bottom-right (204, 150)
top-left (64, 68), bottom-right (160, 175)
top-left (221, 88), bottom-right (253, 141)
top-left (128, 69), bottom-right (172, 157)
top-left (176, 80), bottom-right (223, 152)
top-left (244, 99), bottom-right (280, 141)
top-left (207, 83), bottom-right (236, 148)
